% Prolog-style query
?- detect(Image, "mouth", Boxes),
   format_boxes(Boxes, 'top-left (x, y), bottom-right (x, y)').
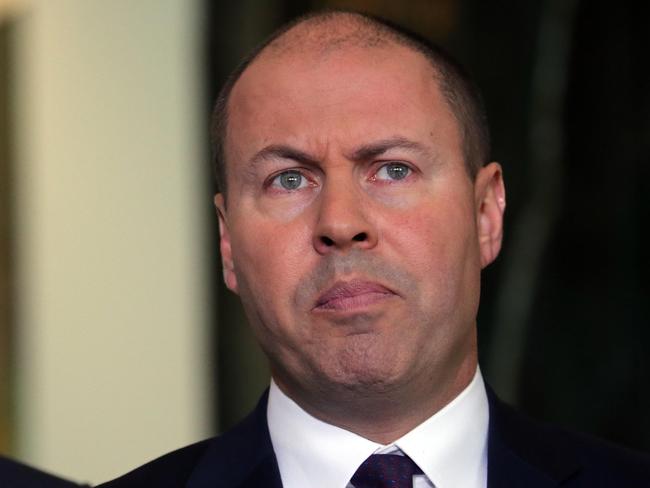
top-left (313, 279), bottom-right (397, 312)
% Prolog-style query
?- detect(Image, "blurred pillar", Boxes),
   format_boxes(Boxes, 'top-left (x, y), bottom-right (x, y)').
top-left (11, 0), bottom-right (210, 483)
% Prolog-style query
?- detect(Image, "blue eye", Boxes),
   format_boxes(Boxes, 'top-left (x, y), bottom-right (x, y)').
top-left (271, 170), bottom-right (307, 190)
top-left (375, 162), bottom-right (410, 181)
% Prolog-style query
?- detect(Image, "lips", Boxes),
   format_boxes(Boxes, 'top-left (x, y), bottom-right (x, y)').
top-left (313, 280), bottom-right (396, 312)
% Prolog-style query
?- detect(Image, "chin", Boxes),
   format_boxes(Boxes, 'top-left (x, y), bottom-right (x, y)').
top-left (317, 343), bottom-right (409, 394)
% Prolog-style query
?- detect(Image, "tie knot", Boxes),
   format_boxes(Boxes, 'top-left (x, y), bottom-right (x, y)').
top-left (351, 454), bottom-right (424, 488)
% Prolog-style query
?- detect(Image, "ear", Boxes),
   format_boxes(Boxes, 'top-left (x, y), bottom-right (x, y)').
top-left (474, 162), bottom-right (506, 268)
top-left (214, 193), bottom-right (239, 294)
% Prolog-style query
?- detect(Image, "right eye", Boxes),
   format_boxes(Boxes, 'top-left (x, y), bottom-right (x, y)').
top-left (270, 170), bottom-right (308, 191)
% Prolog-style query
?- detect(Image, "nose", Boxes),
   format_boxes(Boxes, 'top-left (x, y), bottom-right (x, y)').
top-left (312, 178), bottom-right (378, 255)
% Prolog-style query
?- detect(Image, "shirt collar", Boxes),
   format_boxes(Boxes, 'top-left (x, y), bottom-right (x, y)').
top-left (394, 367), bottom-right (489, 488)
top-left (267, 367), bottom-right (488, 488)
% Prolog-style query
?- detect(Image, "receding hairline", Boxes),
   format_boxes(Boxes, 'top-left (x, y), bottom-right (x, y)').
top-left (258, 11), bottom-right (421, 60)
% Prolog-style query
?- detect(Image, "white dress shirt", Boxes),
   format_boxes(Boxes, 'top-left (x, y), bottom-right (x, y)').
top-left (267, 367), bottom-right (489, 488)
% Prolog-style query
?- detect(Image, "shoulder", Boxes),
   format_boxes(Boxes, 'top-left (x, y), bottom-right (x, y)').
top-left (556, 425), bottom-right (650, 483)
top-left (96, 438), bottom-right (213, 488)
top-left (98, 391), bottom-right (276, 487)
top-left (0, 456), bottom-right (85, 487)
top-left (487, 388), bottom-right (650, 485)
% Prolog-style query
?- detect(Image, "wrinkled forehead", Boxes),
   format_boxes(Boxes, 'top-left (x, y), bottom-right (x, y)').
top-left (226, 41), bottom-right (447, 142)
top-left (229, 14), bottom-right (444, 114)
top-left (233, 25), bottom-right (440, 96)
top-left (236, 45), bottom-right (424, 98)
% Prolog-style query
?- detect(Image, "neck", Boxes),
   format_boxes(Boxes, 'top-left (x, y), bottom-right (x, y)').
top-left (273, 355), bottom-right (478, 444)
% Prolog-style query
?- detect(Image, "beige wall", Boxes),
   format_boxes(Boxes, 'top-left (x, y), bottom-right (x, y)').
top-left (10, 0), bottom-right (211, 483)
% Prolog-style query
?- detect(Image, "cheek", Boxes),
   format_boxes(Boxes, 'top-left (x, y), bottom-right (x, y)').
top-left (383, 198), bottom-right (479, 294)
top-left (229, 217), bottom-right (314, 307)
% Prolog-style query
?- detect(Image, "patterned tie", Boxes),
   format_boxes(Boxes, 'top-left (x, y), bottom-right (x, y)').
top-left (350, 454), bottom-right (424, 488)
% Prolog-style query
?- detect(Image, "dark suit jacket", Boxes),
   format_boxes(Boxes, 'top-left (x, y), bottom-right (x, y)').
top-left (0, 456), bottom-right (84, 487)
top-left (98, 389), bottom-right (650, 487)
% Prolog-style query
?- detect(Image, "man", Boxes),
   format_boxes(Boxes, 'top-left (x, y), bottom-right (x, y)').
top-left (0, 455), bottom-right (85, 487)
top-left (99, 10), bottom-right (650, 488)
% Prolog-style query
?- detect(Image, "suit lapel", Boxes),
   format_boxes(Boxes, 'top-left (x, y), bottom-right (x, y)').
top-left (187, 390), bottom-right (283, 488)
top-left (486, 387), bottom-right (581, 487)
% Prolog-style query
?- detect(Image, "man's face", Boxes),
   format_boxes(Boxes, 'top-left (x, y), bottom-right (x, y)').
top-left (216, 43), bottom-right (504, 408)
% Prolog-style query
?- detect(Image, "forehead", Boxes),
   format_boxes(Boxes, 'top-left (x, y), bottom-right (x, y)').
top-left (226, 42), bottom-right (458, 162)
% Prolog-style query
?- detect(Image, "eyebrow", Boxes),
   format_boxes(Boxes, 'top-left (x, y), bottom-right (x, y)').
top-left (248, 136), bottom-right (431, 167)
top-left (249, 145), bottom-right (319, 167)
top-left (347, 136), bottom-right (431, 161)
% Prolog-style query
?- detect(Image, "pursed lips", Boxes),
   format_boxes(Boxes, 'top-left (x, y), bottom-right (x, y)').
top-left (313, 279), bottom-right (397, 312)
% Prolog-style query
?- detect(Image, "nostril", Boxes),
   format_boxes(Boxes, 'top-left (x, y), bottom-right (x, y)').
top-left (352, 232), bottom-right (367, 242)
top-left (320, 236), bottom-right (335, 246)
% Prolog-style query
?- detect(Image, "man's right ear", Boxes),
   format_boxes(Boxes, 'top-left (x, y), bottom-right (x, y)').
top-left (214, 194), bottom-right (239, 294)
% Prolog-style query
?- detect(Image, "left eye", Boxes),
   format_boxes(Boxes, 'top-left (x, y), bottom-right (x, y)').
top-left (375, 162), bottom-right (411, 181)
top-left (270, 170), bottom-right (309, 190)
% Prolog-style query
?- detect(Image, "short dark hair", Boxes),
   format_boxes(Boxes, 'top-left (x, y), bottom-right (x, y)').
top-left (211, 10), bottom-right (491, 195)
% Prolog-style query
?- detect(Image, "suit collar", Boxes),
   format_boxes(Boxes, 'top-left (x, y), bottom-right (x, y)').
top-left (268, 370), bottom-right (489, 488)
top-left (186, 385), bottom-right (585, 488)
top-left (486, 386), bottom-right (582, 487)
top-left (187, 390), bottom-right (282, 488)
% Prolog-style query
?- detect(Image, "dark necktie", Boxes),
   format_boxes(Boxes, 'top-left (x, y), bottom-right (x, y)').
top-left (350, 453), bottom-right (424, 488)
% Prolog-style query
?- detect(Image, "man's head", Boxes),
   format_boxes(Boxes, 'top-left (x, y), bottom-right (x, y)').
top-left (213, 11), bottom-right (505, 438)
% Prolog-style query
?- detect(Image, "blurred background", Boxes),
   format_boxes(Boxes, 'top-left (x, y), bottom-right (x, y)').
top-left (0, 0), bottom-right (648, 484)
